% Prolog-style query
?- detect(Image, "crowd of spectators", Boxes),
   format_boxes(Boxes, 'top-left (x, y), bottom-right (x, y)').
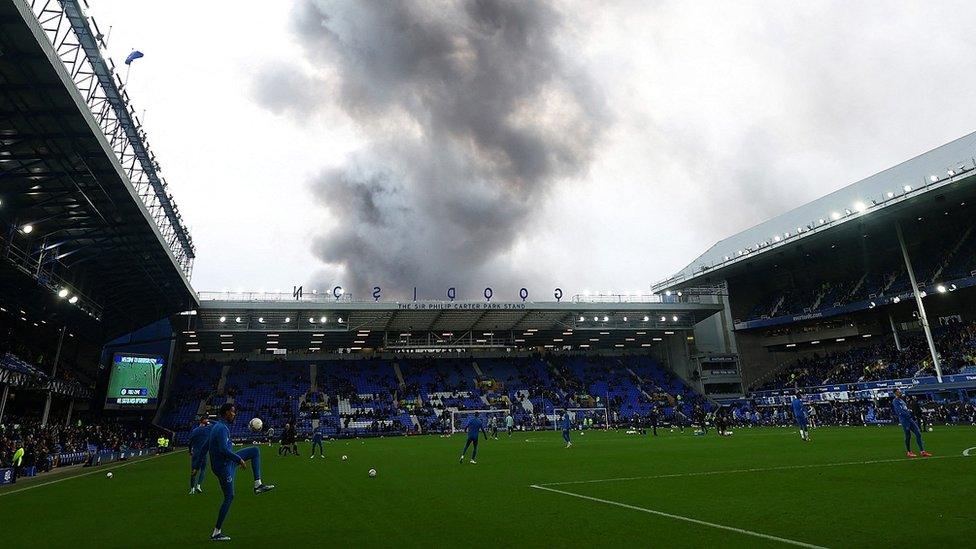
top-left (754, 319), bottom-right (976, 391)
top-left (0, 416), bottom-right (153, 474)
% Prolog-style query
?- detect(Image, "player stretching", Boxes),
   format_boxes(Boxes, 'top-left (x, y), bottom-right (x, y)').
top-left (505, 412), bottom-right (514, 437)
top-left (208, 403), bottom-right (276, 542)
top-left (893, 389), bottom-right (931, 458)
top-left (791, 392), bottom-right (810, 442)
top-left (561, 410), bottom-right (572, 448)
top-left (187, 417), bottom-right (212, 494)
top-left (310, 426), bottom-right (325, 459)
top-left (458, 412), bottom-right (488, 464)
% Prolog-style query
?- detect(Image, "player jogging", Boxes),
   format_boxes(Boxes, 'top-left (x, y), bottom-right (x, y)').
top-left (208, 403), bottom-right (276, 542)
top-left (489, 416), bottom-right (499, 440)
top-left (561, 410), bottom-right (572, 448)
top-left (893, 389), bottom-right (932, 458)
top-left (310, 426), bottom-right (325, 459)
top-left (458, 411), bottom-right (488, 464)
top-left (187, 417), bottom-right (212, 494)
top-left (791, 392), bottom-right (810, 442)
top-left (505, 412), bottom-right (514, 437)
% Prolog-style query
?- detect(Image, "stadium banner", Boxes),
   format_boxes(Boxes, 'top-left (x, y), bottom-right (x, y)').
top-left (0, 467), bottom-right (15, 485)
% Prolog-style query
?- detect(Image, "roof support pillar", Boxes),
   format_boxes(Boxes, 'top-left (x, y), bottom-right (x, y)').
top-left (895, 221), bottom-right (942, 382)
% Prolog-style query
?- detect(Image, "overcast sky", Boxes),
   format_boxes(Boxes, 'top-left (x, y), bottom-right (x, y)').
top-left (88, 0), bottom-right (976, 300)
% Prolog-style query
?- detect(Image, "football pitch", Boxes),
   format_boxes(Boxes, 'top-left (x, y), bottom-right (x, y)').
top-left (3, 426), bottom-right (974, 547)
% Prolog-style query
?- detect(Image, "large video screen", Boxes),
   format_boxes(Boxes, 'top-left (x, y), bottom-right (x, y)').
top-left (104, 353), bottom-right (165, 409)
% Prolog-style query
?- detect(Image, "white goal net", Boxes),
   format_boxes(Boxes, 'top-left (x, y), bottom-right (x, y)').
top-left (552, 407), bottom-right (610, 430)
top-left (450, 409), bottom-right (510, 435)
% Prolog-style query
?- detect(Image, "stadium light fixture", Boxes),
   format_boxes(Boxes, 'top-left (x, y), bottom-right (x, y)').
top-left (602, 316), bottom-right (609, 322)
top-left (903, 184), bottom-right (912, 192)
top-left (929, 175), bottom-right (938, 182)
top-left (593, 316), bottom-right (599, 321)
top-left (660, 316), bottom-right (666, 322)
top-left (235, 317), bottom-right (241, 323)
top-left (622, 316), bottom-right (628, 322)
top-left (936, 284), bottom-right (947, 293)
top-left (642, 316), bottom-right (649, 322)
top-left (57, 288), bottom-right (69, 298)
top-left (284, 317), bottom-right (290, 323)
top-left (258, 317), bottom-right (265, 323)
top-left (949, 284), bottom-right (957, 291)
top-left (319, 316), bottom-right (327, 323)
top-left (853, 201), bottom-right (867, 213)
top-left (21, 224), bottom-right (33, 234)
top-left (671, 315), bottom-right (678, 322)
top-left (68, 296), bottom-right (78, 304)
top-left (578, 316), bottom-right (585, 322)
top-left (869, 301), bottom-right (876, 308)
top-left (219, 316), bottom-right (226, 322)
top-left (886, 191), bottom-right (894, 198)
top-left (338, 317), bottom-right (344, 324)
top-left (919, 290), bottom-right (927, 297)
top-left (819, 218), bottom-right (826, 225)
top-left (773, 235), bottom-right (781, 242)
top-left (892, 296), bottom-right (901, 304)
top-left (665, 290), bottom-right (672, 296)
top-left (308, 317), bottom-right (315, 323)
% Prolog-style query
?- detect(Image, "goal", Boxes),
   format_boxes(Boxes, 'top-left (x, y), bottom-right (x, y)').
top-left (450, 409), bottom-right (511, 435)
top-left (552, 407), bottom-right (610, 431)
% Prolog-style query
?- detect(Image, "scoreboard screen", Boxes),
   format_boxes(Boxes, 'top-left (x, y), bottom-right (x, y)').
top-left (104, 353), bottom-right (165, 409)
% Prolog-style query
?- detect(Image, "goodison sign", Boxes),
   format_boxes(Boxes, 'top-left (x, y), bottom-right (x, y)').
top-left (294, 285), bottom-right (564, 303)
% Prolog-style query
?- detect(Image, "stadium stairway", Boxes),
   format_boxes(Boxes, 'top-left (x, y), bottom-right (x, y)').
top-left (471, 361), bottom-right (485, 377)
top-left (392, 362), bottom-right (407, 389)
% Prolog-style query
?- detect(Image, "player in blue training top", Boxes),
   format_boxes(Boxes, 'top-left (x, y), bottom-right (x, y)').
top-left (187, 416), bottom-right (212, 494)
top-left (561, 410), bottom-right (573, 448)
top-left (208, 403), bottom-right (276, 542)
top-left (458, 412), bottom-right (488, 464)
top-left (791, 392), bottom-right (810, 442)
top-left (893, 388), bottom-right (932, 458)
top-left (310, 425), bottom-right (325, 459)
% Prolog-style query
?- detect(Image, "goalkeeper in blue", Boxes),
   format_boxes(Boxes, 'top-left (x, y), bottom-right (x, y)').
top-left (893, 388), bottom-right (932, 458)
top-left (208, 403), bottom-right (276, 542)
top-left (561, 410), bottom-right (572, 448)
top-left (791, 392), bottom-right (810, 442)
top-left (310, 426), bottom-right (325, 459)
top-left (187, 416), bottom-right (212, 494)
top-left (458, 412), bottom-right (488, 464)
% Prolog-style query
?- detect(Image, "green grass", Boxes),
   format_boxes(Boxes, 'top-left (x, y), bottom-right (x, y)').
top-left (2, 426), bottom-right (975, 547)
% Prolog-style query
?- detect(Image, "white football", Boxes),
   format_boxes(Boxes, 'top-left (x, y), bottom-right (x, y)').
top-left (249, 418), bottom-right (263, 432)
top-left (368, 468), bottom-right (377, 477)
top-left (341, 455), bottom-right (348, 461)
top-left (106, 472), bottom-right (113, 479)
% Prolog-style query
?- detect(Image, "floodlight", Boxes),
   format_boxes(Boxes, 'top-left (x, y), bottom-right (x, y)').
top-left (68, 296), bottom-right (78, 304)
top-left (57, 288), bottom-right (69, 298)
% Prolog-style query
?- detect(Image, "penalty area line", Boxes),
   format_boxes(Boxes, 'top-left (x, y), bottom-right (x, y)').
top-left (530, 484), bottom-right (828, 549)
top-left (0, 449), bottom-right (185, 497)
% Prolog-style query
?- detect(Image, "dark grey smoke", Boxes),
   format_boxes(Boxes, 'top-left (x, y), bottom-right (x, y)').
top-left (254, 0), bottom-right (607, 297)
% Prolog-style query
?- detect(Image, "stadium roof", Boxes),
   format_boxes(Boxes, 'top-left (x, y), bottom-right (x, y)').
top-left (0, 1), bottom-right (197, 337)
top-left (655, 131), bottom-right (976, 292)
top-left (178, 294), bottom-right (722, 353)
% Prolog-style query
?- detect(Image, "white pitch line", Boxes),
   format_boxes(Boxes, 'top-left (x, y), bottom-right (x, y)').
top-left (537, 455), bottom-right (963, 487)
top-left (0, 450), bottom-right (184, 497)
top-left (531, 484), bottom-right (828, 549)
top-left (964, 447), bottom-right (976, 457)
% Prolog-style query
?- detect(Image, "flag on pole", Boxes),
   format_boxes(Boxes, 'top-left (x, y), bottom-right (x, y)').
top-left (124, 50), bottom-right (144, 65)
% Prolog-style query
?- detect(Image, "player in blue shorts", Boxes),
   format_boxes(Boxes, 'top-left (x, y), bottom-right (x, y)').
top-left (208, 403), bottom-right (276, 542)
top-left (187, 416), bottom-right (212, 494)
top-left (561, 410), bottom-right (572, 448)
top-left (893, 388), bottom-right (932, 458)
top-left (458, 412), bottom-right (488, 464)
top-left (791, 392), bottom-right (810, 442)
top-left (310, 425), bottom-right (325, 459)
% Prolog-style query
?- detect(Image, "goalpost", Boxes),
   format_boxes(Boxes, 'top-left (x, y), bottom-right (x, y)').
top-left (450, 409), bottom-right (510, 435)
top-left (552, 407), bottom-right (610, 431)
